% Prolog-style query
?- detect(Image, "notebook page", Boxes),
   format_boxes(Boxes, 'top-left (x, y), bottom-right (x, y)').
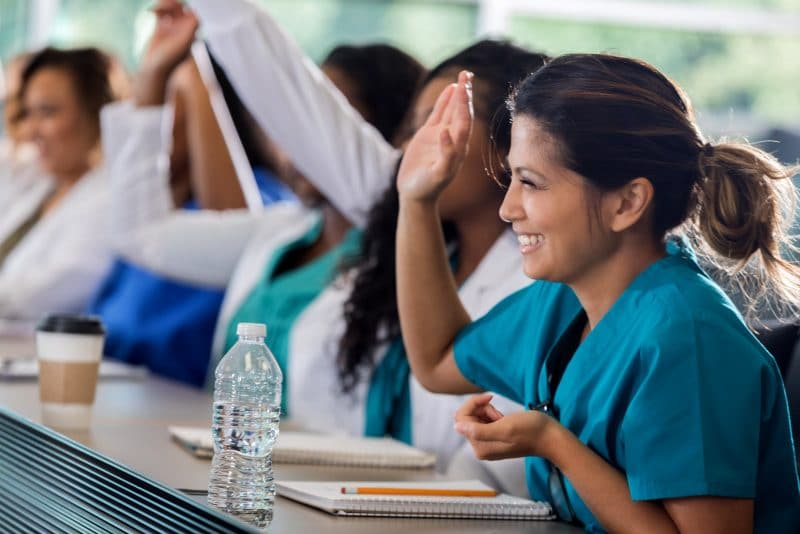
top-left (276, 480), bottom-right (555, 520)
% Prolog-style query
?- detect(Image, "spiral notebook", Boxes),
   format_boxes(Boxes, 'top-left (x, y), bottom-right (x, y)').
top-left (276, 480), bottom-right (555, 520)
top-left (169, 427), bottom-right (437, 469)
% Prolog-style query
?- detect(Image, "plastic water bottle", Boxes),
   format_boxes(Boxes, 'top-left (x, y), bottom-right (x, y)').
top-left (207, 323), bottom-right (282, 527)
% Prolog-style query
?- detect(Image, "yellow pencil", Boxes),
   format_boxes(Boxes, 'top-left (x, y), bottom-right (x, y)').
top-left (340, 486), bottom-right (498, 497)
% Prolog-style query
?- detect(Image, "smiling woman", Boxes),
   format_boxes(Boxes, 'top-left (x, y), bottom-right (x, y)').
top-left (0, 47), bottom-right (122, 319)
top-left (21, 49), bottom-right (112, 199)
top-left (395, 56), bottom-right (800, 532)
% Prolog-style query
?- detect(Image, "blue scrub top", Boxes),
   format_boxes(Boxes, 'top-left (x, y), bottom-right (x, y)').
top-left (89, 260), bottom-right (223, 387)
top-left (454, 238), bottom-right (800, 533)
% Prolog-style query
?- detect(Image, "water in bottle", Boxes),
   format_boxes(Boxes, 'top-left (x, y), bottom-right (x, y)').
top-left (207, 323), bottom-right (282, 528)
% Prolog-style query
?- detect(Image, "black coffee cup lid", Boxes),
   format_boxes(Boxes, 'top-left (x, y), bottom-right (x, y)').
top-left (36, 314), bottom-right (105, 335)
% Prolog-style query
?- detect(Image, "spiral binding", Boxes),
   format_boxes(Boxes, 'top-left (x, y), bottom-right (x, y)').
top-left (335, 494), bottom-right (555, 520)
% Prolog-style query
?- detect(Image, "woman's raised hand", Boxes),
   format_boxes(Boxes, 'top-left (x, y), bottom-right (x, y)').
top-left (135, 0), bottom-right (199, 106)
top-left (396, 70), bottom-right (474, 204)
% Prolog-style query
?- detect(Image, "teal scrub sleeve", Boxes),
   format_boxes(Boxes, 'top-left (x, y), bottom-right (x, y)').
top-left (453, 290), bottom-right (531, 404)
top-left (453, 281), bottom-right (579, 404)
top-left (621, 314), bottom-right (767, 501)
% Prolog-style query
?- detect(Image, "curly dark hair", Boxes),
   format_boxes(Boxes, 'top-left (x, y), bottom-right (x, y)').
top-left (336, 40), bottom-right (550, 393)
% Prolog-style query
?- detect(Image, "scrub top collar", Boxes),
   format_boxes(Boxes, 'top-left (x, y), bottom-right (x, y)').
top-left (537, 234), bottom-right (698, 408)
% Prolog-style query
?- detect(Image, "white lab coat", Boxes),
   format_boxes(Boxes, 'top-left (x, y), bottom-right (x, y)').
top-left (0, 160), bottom-right (112, 319)
top-left (102, 102), bottom-right (324, 359)
top-left (0, 140), bottom-right (52, 242)
top-left (190, 0), bottom-right (534, 498)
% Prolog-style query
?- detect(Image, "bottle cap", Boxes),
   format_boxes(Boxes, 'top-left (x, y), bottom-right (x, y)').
top-left (236, 322), bottom-right (266, 338)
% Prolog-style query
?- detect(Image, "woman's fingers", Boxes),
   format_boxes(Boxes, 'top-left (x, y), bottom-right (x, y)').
top-left (425, 83), bottom-right (456, 128)
top-left (451, 71), bottom-right (474, 149)
top-left (484, 402), bottom-right (504, 422)
top-left (454, 392), bottom-right (505, 426)
top-left (454, 393), bottom-right (494, 419)
top-left (396, 72), bottom-right (476, 202)
top-left (455, 419), bottom-right (506, 442)
top-left (432, 73), bottom-right (473, 179)
top-left (441, 71), bottom-right (471, 130)
top-left (152, 0), bottom-right (185, 21)
top-left (441, 71), bottom-right (472, 126)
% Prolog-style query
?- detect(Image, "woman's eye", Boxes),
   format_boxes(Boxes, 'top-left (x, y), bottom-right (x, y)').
top-left (520, 178), bottom-right (540, 190)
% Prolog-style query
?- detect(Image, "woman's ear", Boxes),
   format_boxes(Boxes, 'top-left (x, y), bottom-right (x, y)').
top-left (606, 177), bottom-right (655, 233)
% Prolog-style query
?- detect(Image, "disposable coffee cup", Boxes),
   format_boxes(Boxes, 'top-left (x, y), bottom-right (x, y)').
top-left (36, 315), bottom-right (105, 430)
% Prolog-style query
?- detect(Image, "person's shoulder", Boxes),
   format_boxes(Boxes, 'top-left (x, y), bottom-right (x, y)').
top-left (635, 262), bottom-right (775, 374)
top-left (629, 242), bottom-right (738, 327)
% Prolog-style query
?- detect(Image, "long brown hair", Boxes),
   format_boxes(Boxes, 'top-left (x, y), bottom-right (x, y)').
top-left (509, 53), bottom-right (799, 322)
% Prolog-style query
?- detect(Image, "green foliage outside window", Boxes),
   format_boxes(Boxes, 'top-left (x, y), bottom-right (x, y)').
top-left (507, 17), bottom-right (800, 128)
top-left (0, 0), bottom-right (797, 132)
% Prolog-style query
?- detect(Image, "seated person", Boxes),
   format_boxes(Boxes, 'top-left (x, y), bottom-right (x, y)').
top-left (187, 0), bottom-right (546, 496)
top-left (394, 61), bottom-right (800, 532)
top-left (102, 1), bottom-right (424, 391)
top-left (0, 47), bottom-right (124, 319)
top-left (89, 50), bottom-right (293, 387)
top-left (0, 52), bottom-right (51, 240)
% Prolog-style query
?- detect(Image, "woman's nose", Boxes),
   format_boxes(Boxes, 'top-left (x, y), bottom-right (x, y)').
top-left (499, 180), bottom-right (523, 223)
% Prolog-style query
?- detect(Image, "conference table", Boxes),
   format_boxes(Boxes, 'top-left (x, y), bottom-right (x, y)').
top-left (0, 345), bottom-right (580, 532)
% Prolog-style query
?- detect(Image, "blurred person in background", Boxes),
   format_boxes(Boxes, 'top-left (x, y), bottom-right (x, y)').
top-left (88, 52), bottom-right (271, 387)
top-left (102, 0), bottom-right (424, 388)
top-left (0, 52), bottom-right (50, 223)
top-left (0, 47), bottom-right (125, 319)
top-left (186, 0), bottom-right (550, 497)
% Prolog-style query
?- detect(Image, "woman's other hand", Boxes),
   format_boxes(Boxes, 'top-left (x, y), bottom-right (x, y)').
top-left (454, 393), bottom-right (557, 460)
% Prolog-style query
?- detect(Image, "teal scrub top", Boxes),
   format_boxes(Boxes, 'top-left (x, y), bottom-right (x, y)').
top-left (364, 338), bottom-right (412, 444)
top-left (364, 253), bottom-right (460, 444)
top-left (454, 238), bottom-right (800, 533)
top-left (225, 219), bottom-right (361, 416)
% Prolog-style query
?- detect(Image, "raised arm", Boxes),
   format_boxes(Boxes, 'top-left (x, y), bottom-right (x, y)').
top-left (396, 72), bottom-right (479, 394)
top-left (189, 0), bottom-right (401, 227)
top-left (104, 1), bottom-right (259, 288)
top-left (168, 58), bottom-right (247, 210)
